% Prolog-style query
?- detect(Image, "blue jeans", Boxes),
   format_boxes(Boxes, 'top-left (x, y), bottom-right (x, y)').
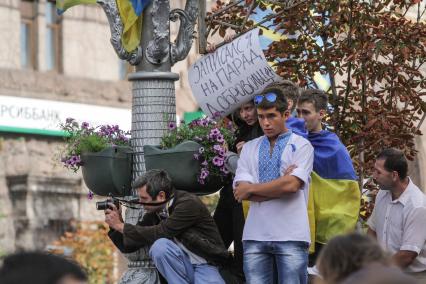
top-left (149, 238), bottom-right (225, 284)
top-left (243, 240), bottom-right (309, 284)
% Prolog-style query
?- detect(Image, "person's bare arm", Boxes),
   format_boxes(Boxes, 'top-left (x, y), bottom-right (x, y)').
top-left (392, 250), bottom-right (418, 268)
top-left (367, 227), bottom-right (377, 239)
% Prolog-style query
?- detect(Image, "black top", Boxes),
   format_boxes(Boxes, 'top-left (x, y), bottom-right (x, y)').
top-left (231, 122), bottom-right (263, 152)
top-left (108, 190), bottom-right (230, 266)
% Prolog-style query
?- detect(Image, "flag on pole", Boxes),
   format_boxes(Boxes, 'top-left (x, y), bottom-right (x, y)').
top-left (115, 0), bottom-right (153, 52)
top-left (56, 0), bottom-right (152, 53)
top-left (56, 0), bottom-right (97, 15)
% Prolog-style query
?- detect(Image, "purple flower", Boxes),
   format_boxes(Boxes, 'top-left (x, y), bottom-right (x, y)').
top-left (200, 119), bottom-right (209, 127)
top-left (87, 191), bottom-right (94, 200)
top-left (221, 167), bottom-right (230, 174)
top-left (168, 122), bottom-right (176, 130)
top-left (200, 168), bottom-right (209, 179)
top-left (66, 117), bottom-right (75, 124)
top-left (219, 149), bottom-right (225, 156)
top-left (213, 144), bottom-right (223, 153)
top-left (193, 153), bottom-right (200, 160)
top-left (81, 122), bottom-right (89, 129)
top-left (210, 128), bottom-right (221, 136)
top-left (212, 112), bottom-right (222, 119)
top-left (201, 160), bottom-right (208, 166)
top-left (216, 134), bottom-right (224, 143)
top-left (212, 156), bottom-right (224, 167)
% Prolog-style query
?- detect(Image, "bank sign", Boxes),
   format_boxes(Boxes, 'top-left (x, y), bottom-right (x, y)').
top-left (0, 95), bottom-right (131, 136)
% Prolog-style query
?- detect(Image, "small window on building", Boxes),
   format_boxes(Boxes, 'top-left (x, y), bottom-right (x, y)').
top-left (20, 0), bottom-right (37, 69)
top-left (46, 0), bottom-right (62, 72)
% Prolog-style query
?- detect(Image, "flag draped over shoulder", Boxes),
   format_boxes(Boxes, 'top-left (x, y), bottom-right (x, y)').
top-left (286, 117), bottom-right (307, 137)
top-left (56, 0), bottom-right (152, 52)
top-left (307, 130), bottom-right (360, 253)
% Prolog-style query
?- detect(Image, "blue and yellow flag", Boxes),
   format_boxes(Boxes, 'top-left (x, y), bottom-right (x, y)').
top-left (56, 0), bottom-right (97, 15)
top-left (117, 0), bottom-right (151, 52)
top-left (307, 130), bottom-right (360, 253)
top-left (56, 0), bottom-right (152, 53)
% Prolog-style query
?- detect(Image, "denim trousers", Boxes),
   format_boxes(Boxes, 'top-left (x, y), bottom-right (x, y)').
top-left (243, 240), bottom-right (309, 284)
top-left (149, 238), bottom-right (225, 284)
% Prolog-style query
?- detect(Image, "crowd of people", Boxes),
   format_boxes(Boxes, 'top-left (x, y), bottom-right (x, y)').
top-left (102, 81), bottom-right (426, 283)
top-left (2, 82), bottom-right (426, 284)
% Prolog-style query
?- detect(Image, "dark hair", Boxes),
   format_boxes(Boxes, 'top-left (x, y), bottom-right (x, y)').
top-left (132, 169), bottom-right (174, 199)
top-left (377, 149), bottom-right (408, 180)
top-left (317, 233), bottom-right (390, 284)
top-left (256, 86), bottom-right (288, 113)
top-left (0, 251), bottom-right (87, 284)
top-left (297, 89), bottom-right (328, 112)
top-left (266, 80), bottom-right (300, 112)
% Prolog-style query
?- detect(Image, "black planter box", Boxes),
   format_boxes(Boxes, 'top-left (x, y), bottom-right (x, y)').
top-left (144, 141), bottom-right (223, 195)
top-left (81, 146), bottom-right (132, 197)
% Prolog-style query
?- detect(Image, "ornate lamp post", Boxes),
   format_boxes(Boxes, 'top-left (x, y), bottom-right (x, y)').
top-left (97, 0), bottom-right (200, 282)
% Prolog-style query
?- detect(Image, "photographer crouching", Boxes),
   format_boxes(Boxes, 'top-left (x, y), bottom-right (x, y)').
top-left (105, 169), bottom-right (229, 283)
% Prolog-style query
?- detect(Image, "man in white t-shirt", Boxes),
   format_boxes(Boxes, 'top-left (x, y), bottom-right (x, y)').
top-left (233, 87), bottom-right (314, 284)
top-left (367, 148), bottom-right (426, 281)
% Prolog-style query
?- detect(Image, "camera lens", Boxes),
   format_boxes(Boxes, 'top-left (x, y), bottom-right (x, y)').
top-left (96, 200), bottom-right (109, 210)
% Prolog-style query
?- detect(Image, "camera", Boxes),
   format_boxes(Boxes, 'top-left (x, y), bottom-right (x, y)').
top-left (96, 198), bottom-right (120, 210)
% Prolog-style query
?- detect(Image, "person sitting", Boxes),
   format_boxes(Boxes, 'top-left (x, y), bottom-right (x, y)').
top-left (105, 169), bottom-right (229, 284)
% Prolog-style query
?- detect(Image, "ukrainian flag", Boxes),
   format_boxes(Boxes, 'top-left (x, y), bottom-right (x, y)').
top-left (307, 130), bottom-right (361, 252)
top-left (56, 0), bottom-right (151, 53)
top-left (117, 0), bottom-right (152, 52)
top-left (56, 0), bottom-right (97, 15)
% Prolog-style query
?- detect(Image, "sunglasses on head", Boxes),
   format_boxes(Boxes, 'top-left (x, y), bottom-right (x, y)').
top-left (254, 92), bottom-right (277, 105)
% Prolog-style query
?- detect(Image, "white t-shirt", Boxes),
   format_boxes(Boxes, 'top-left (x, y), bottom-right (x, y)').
top-left (233, 133), bottom-right (314, 242)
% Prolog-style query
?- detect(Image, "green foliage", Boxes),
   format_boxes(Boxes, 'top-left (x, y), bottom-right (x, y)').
top-left (208, 0), bottom-right (425, 179)
top-left (78, 135), bottom-right (109, 153)
top-left (59, 118), bottom-right (130, 172)
top-left (161, 117), bottom-right (235, 184)
top-left (52, 222), bottom-right (116, 284)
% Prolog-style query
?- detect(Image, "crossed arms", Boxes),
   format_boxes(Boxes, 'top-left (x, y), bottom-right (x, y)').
top-left (233, 141), bottom-right (314, 202)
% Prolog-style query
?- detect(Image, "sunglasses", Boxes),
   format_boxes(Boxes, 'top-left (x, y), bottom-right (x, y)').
top-left (254, 92), bottom-right (277, 105)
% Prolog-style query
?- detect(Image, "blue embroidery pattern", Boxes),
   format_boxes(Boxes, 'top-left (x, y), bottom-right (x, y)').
top-left (258, 131), bottom-right (292, 183)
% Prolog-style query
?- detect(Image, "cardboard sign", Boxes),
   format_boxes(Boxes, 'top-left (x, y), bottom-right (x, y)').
top-left (189, 28), bottom-right (283, 117)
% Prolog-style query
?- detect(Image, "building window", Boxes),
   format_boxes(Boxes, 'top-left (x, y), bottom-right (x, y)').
top-left (20, 0), bottom-right (36, 69)
top-left (45, 1), bottom-right (62, 72)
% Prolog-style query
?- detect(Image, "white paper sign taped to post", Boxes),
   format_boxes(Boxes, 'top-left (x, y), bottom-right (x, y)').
top-left (188, 28), bottom-right (283, 118)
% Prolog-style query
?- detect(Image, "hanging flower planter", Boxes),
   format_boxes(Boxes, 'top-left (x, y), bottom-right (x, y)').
top-left (81, 146), bottom-right (133, 197)
top-left (144, 141), bottom-right (224, 195)
top-left (58, 119), bottom-right (132, 197)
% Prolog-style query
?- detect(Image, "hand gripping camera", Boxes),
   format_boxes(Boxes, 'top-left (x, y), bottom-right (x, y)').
top-left (96, 198), bottom-right (120, 211)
